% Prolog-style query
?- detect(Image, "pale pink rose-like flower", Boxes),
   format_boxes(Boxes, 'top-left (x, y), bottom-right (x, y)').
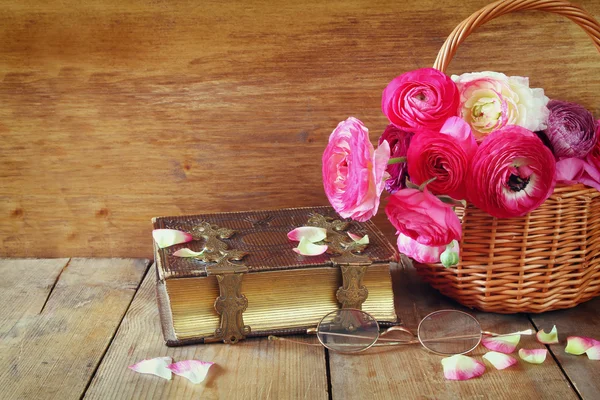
top-left (452, 71), bottom-right (549, 139)
top-left (382, 68), bottom-right (460, 131)
top-left (385, 188), bottom-right (462, 253)
top-left (466, 125), bottom-right (556, 218)
top-left (322, 117), bottom-right (391, 222)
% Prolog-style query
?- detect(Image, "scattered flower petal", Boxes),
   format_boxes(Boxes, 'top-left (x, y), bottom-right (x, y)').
top-left (168, 360), bottom-right (214, 384)
top-left (287, 227), bottom-right (327, 243)
top-left (519, 348), bottom-right (547, 364)
top-left (482, 334), bottom-right (521, 354)
top-left (348, 232), bottom-right (369, 244)
top-left (441, 354), bottom-right (485, 380)
top-left (293, 236), bottom-right (328, 256)
top-left (586, 344), bottom-right (600, 360)
top-left (172, 248), bottom-right (206, 258)
top-left (129, 356), bottom-right (172, 380)
top-left (153, 229), bottom-right (193, 249)
top-left (565, 336), bottom-right (600, 355)
top-left (536, 326), bottom-right (559, 344)
top-left (483, 351), bottom-right (518, 370)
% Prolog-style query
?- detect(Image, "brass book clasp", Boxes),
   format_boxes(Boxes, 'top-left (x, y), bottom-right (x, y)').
top-left (306, 213), bottom-right (372, 310)
top-left (190, 222), bottom-right (251, 344)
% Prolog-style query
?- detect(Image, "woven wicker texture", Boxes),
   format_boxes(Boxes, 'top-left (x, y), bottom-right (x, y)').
top-left (413, 0), bottom-right (600, 313)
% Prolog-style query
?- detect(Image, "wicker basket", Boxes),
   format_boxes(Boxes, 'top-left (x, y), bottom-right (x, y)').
top-left (413, 0), bottom-right (600, 314)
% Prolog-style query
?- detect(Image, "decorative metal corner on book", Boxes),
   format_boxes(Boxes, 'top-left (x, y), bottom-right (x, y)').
top-left (189, 222), bottom-right (251, 344)
top-left (306, 213), bottom-right (372, 310)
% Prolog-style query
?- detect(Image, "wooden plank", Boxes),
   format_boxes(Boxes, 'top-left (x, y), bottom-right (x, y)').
top-left (328, 259), bottom-right (579, 400)
top-left (84, 265), bottom-right (329, 400)
top-left (0, 258), bottom-right (149, 400)
top-left (529, 297), bottom-right (600, 399)
top-left (0, 258), bottom-right (69, 338)
top-left (2, 0), bottom-right (600, 258)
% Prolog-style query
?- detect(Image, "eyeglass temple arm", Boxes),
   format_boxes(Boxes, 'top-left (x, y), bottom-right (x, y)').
top-left (482, 329), bottom-right (535, 337)
top-left (268, 336), bottom-right (321, 347)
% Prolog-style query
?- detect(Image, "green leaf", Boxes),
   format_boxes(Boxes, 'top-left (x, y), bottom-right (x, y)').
top-left (437, 195), bottom-right (467, 208)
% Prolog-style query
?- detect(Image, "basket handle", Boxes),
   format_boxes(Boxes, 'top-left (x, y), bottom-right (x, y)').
top-left (433, 0), bottom-right (600, 73)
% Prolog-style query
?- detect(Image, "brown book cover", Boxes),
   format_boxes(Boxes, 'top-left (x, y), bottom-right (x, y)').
top-left (153, 206), bottom-right (398, 346)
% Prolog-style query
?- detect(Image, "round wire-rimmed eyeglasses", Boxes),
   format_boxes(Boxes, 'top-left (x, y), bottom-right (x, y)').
top-left (269, 308), bottom-right (534, 355)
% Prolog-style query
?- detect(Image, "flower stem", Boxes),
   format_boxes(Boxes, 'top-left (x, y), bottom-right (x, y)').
top-left (388, 157), bottom-right (407, 165)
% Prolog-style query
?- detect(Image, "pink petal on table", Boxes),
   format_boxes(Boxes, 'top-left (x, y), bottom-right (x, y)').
top-left (481, 334), bottom-right (521, 354)
top-left (483, 351), bottom-right (518, 370)
top-left (168, 360), bottom-right (214, 384)
top-left (536, 325), bottom-right (558, 344)
top-left (287, 226), bottom-right (327, 243)
top-left (293, 236), bottom-right (328, 256)
top-left (441, 354), bottom-right (485, 380)
top-left (586, 344), bottom-right (600, 360)
top-left (152, 229), bottom-right (193, 249)
top-left (128, 356), bottom-right (172, 380)
top-left (172, 248), bottom-right (205, 258)
top-left (348, 232), bottom-right (369, 244)
top-left (518, 348), bottom-right (547, 364)
top-left (565, 336), bottom-right (600, 355)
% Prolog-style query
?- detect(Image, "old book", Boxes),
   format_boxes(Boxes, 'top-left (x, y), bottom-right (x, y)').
top-left (153, 206), bottom-right (398, 346)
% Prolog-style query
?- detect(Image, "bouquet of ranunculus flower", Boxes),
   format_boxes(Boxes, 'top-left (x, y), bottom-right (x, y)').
top-left (322, 68), bottom-right (600, 267)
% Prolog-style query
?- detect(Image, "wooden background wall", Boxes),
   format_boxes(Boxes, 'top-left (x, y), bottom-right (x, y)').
top-left (1, 0), bottom-right (600, 258)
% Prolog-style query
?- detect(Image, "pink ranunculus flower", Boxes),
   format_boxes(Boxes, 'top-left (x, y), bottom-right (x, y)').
top-left (397, 234), bottom-right (460, 265)
top-left (382, 68), bottom-right (460, 131)
top-left (378, 124), bottom-right (413, 193)
top-left (556, 157), bottom-right (600, 191)
top-left (407, 117), bottom-right (476, 200)
top-left (452, 71), bottom-right (549, 139)
top-left (466, 125), bottom-right (556, 218)
top-left (587, 129), bottom-right (600, 172)
top-left (385, 188), bottom-right (462, 249)
top-left (323, 117), bottom-right (391, 222)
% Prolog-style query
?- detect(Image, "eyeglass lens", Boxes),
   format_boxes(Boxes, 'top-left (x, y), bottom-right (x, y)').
top-left (316, 309), bottom-right (379, 353)
top-left (315, 309), bottom-right (482, 354)
top-left (417, 310), bottom-right (482, 355)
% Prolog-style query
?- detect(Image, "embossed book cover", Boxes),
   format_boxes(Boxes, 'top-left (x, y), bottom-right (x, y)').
top-left (152, 206), bottom-right (398, 346)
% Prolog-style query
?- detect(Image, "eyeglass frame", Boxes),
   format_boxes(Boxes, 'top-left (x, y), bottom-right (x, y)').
top-left (270, 308), bottom-right (533, 356)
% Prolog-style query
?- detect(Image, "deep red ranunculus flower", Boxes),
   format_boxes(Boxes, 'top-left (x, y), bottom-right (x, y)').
top-left (466, 125), bottom-right (556, 218)
top-left (407, 117), bottom-right (476, 200)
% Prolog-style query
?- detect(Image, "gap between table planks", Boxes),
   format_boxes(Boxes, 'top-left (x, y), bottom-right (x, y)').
top-left (1, 258), bottom-right (598, 399)
top-left (328, 258), bottom-right (582, 400)
top-left (0, 258), bottom-right (149, 400)
top-left (529, 297), bottom-right (600, 399)
top-left (83, 263), bottom-right (329, 400)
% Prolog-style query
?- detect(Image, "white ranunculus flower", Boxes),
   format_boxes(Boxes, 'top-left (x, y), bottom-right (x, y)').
top-left (451, 71), bottom-right (549, 138)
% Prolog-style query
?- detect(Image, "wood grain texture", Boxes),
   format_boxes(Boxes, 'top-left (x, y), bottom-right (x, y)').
top-left (529, 297), bottom-right (600, 400)
top-left (0, 258), bottom-right (149, 400)
top-left (1, 0), bottom-right (600, 258)
top-left (328, 259), bottom-right (579, 400)
top-left (0, 258), bottom-right (68, 338)
top-left (84, 264), bottom-right (329, 400)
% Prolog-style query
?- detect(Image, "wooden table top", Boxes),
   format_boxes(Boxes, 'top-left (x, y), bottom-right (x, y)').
top-left (1, 257), bottom-right (598, 399)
